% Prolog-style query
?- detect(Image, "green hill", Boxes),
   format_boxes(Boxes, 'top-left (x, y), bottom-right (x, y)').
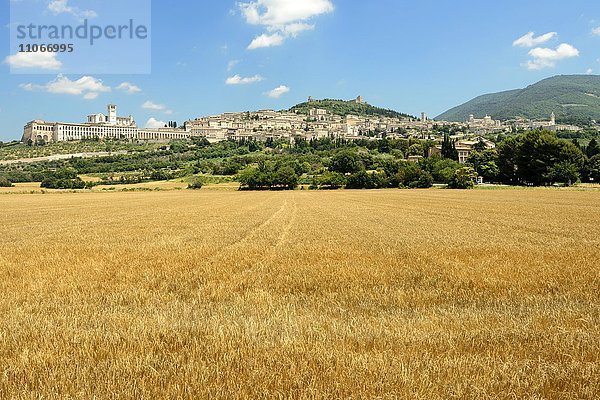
top-left (290, 99), bottom-right (414, 119)
top-left (437, 75), bottom-right (600, 125)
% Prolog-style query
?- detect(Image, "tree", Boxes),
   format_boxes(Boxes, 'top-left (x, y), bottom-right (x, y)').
top-left (150, 170), bottom-right (171, 181)
top-left (441, 134), bottom-right (458, 161)
top-left (41, 167), bottom-right (86, 189)
top-left (329, 150), bottom-right (364, 174)
top-left (316, 172), bottom-right (346, 190)
top-left (238, 163), bottom-right (298, 191)
top-left (0, 176), bottom-right (13, 187)
top-left (414, 171), bottom-right (434, 188)
top-left (191, 137), bottom-right (211, 147)
top-left (448, 167), bottom-right (477, 189)
top-left (497, 130), bottom-right (585, 186)
top-left (407, 143), bottom-right (423, 156)
top-left (273, 166), bottom-right (298, 190)
top-left (188, 177), bottom-right (204, 190)
top-left (214, 160), bottom-right (243, 175)
top-left (467, 149), bottom-right (500, 182)
top-left (239, 168), bottom-right (269, 190)
top-left (587, 138), bottom-right (600, 158)
top-left (497, 135), bottom-right (520, 184)
top-left (517, 131), bottom-right (584, 185)
top-left (545, 161), bottom-right (580, 186)
top-left (377, 138), bottom-right (391, 153)
top-left (248, 140), bottom-right (261, 153)
top-left (473, 139), bottom-right (488, 152)
top-left (588, 155), bottom-right (600, 182)
top-left (346, 171), bottom-right (386, 189)
top-left (390, 163), bottom-right (433, 188)
top-left (419, 155), bottom-right (461, 184)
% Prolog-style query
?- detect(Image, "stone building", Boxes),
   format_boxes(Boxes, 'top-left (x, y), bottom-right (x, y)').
top-left (22, 104), bottom-right (189, 144)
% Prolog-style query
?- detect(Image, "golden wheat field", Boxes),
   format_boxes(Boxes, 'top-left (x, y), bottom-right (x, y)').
top-left (0, 189), bottom-right (599, 399)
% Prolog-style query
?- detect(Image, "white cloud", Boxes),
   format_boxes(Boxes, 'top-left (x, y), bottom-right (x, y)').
top-left (525, 43), bottom-right (579, 70)
top-left (248, 33), bottom-right (285, 49)
top-left (3, 52), bottom-right (62, 70)
top-left (265, 85), bottom-right (290, 98)
top-left (225, 74), bottom-right (264, 85)
top-left (145, 117), bottom-right (167, 129)
top-left (513, 32), bottom-right (557, 48)
top-left (46, 75), bottom-right (110, 95)
top-left (240, 0), bottom-right (334, 26)
top-left (239, 0), bottom-right (334, 49)
top-left (142, 101), bottom-right (166, 110)
top-left (227, 60), bottom-right (240, 71)
top-left (593, 27), bottom-right (600, 36)
top-left (116, 82), bottom-right (142, 94)
top-left (83, 92), bottom-right (99, 100)
top-left (48, 0), bottom-right (98, 19)
top-left (280, 22), bottom-right (315, 37)
top-left (19, 75), bottom-right (111, 99)
top-left (586, 68), bottom-right (594, 75)
top-left (19, 83), bottom-right (36, 91)
top-left (142, 101), bottom-right (173, 114)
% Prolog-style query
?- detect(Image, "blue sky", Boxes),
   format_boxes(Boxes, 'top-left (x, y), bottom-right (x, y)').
top-left (1, 0), bottom-right (599, 141)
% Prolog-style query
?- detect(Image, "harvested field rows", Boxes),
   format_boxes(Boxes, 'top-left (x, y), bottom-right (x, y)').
top-left (0, 189), bottom-right (598, 398)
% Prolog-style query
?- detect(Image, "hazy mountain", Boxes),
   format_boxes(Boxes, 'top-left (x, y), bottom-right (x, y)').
top-left (436, 75), bottom-right (600, 124)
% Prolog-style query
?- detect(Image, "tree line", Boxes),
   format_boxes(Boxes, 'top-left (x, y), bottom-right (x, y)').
top-left (467, 130), bottom-right (598, 185)
top-left (0, 129), bottom-right (598, 190)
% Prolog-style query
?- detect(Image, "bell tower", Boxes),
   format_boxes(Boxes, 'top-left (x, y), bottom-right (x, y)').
top-left (108, 104), bottom-right (117, 125)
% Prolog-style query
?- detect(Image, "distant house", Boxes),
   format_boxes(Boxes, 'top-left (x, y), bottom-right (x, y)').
top-left (429, 136), bottom-right (496, 164)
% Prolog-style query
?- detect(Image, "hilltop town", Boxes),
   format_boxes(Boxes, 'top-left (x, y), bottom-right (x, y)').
top-left (24, 96), bottom-right (582, 143)
top-left (20, 96), bottom-right (585, 167)
top-left (186, 96), bottom-right (580, 143)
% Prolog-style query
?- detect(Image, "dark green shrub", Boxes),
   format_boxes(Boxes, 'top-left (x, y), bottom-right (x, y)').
top-left (188, 177), bottom-right (204, 190)
top-left (0, 176), bottom-right (13, 187)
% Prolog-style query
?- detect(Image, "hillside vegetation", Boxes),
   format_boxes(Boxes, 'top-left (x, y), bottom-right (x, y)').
top-left (290, 99), bottom-right (414, 119)
top-left (437, 75), bottom-right (600, 124)
top-left (2, 128), bottom-right (599, 191)
top-left (0, 140), bottom-right (161, 161)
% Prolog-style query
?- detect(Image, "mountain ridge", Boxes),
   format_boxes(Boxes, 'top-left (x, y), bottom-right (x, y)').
top-left (436, 75), bottom-right (600, 124)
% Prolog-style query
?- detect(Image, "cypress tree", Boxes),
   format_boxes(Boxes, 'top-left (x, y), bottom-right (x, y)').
top-left (587, 139), bottom-right (600, 158)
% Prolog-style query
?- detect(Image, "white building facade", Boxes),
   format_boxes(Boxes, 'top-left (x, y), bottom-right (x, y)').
top-left (22, 105), bottom-right (190, 144)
